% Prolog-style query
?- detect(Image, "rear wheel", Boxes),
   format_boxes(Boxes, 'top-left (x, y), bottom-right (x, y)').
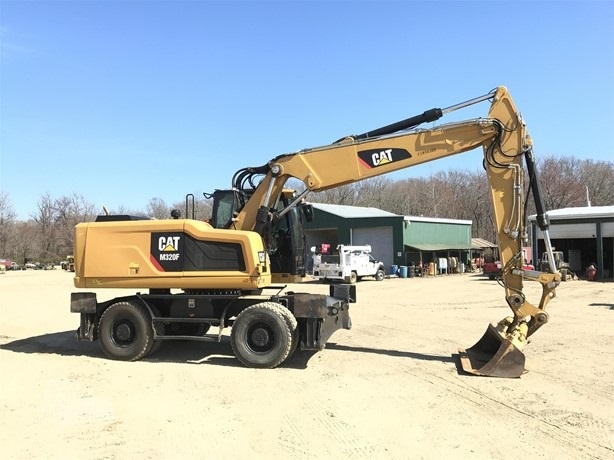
top-left (276, 306), bottom-right (299, 356)
top-left (230, 302), bottom-right (293, 368)
top-left (98, 301), bottom-right (153, 361)
top-left (348, 272), bottom-right (358, 284)
top-left (375, 269), bottom-right (385, 281)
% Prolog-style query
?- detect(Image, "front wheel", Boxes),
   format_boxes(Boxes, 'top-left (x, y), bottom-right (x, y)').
top-left (230, 302), bottom-right (293, 368)
top-left (98, 301), bottom-right (153, 361)
top-left (375, 269), bottom-right (385, 281)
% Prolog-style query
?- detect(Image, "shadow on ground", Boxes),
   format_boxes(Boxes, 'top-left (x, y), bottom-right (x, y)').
top-left (1, 331), bottom-right (467, 372)
top-left (589, 302), bottom-right (614, 310)
top-left (0, 330), bottom-right (320, 369)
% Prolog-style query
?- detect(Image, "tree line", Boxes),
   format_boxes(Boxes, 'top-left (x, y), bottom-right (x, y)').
top-left (0, 155), bottom-right (612, 264)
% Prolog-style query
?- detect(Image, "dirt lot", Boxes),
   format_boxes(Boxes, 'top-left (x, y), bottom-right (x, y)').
top-left (1, 269), bottom-right (612, 460)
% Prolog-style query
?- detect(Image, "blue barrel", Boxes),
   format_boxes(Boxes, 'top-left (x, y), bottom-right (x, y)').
top-left (399, 266), bottom-right (408, 278)
top-left (390, 265), bottom-right (398, 276)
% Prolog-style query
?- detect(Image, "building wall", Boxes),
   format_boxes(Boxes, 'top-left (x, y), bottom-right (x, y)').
top-left (305, 208), bottom-right (473, 269)
top-left (532, 217), bottom-right (614, 279)
top-left (304, 209), bottom-right (405, 266)
top-left (403, 221), bottom-right (472, 248)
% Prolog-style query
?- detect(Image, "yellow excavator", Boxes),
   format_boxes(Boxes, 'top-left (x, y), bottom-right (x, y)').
top-left (70, 86), bottom-right (561, 377)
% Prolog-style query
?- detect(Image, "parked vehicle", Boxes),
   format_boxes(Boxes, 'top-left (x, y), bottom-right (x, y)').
top-left (62, 255), bottom-right (75, 272)
top-left (0, 259), bottom-right (13, 270)
top-left (312, 244), bottom-right (385, 284)
top-left (483, 247), bottom-right (534, 280)
top-left (539, 251), bottom-right (571, 281)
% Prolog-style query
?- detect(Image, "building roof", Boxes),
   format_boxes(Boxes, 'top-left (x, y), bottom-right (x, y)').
top-left (529, 206), bottom-right (614, 221)
top-left (310, 203), bottom-right (474, 224)
top-left (406, 242), bottom-right (473, 251)
top-left (404, 215), bottom-right (472, 225)
top-left (471, 238), bottom-right (497, 249)
top-left (310, 203), bottom-right (398, 218)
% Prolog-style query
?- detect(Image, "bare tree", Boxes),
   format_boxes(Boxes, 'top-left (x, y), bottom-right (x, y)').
top-left (53, 194), bottom-right (97, 258)
top-left (577, 159), bottom-right (614, 206)
top-left (31, 193), bottom-right (57, 261)
top-left (311, 182), bottom-right (361, 206)
top-left (6, 154), bottom-right (611, 263)
top-left (537, 156), bottom-right (588, 210)
top-left (0, 191), bottom-right (17, 259)
top-left (14, 221), bottom-right (38, 264)
top-left (147, 197), bottom-right (171, 220)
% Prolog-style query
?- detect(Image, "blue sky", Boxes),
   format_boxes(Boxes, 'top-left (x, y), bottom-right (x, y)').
top-left (1, 0), bottom-right (613, 220)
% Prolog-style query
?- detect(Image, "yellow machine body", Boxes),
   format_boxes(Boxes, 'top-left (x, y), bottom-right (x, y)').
top-left (73, 218), bottom-right (271, 290)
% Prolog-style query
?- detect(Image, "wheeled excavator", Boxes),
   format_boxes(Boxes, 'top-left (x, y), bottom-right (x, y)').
top-left (70, 86), bottom-right (561, 377)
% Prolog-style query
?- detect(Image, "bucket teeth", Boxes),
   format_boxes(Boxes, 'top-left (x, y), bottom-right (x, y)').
top-left (459, 323), bottom-right (526, 378)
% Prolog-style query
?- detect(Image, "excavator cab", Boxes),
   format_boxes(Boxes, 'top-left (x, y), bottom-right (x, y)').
top-left (209, 189), bottom-right (248, 229)
top-left (209, 188), bottom-right (309, 281)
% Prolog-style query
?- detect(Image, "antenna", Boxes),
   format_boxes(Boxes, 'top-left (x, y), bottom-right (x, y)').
top-left (586, 186), bottom-right (591, 207)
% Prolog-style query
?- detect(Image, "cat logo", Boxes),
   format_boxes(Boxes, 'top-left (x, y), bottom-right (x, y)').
top-left (151, 232), bottom-right (183, 270)
top-left (357, 147), bottom-right (411, 169)
top-left (159, 236), bottom-right (180, 252)
top-left (372, 149), bottom-right (392, 166)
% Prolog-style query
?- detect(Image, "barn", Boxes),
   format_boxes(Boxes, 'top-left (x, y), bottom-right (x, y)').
top-left (304, 203), bottom-right (473, 273)
top-left (529, 206), bottom-right (614, 279)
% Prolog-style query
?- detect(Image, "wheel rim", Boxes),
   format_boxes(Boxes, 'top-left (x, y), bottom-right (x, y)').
top-left (247, 321), bottom-right (276, 353)
top-left (111, 319), bottom-right (136, 347)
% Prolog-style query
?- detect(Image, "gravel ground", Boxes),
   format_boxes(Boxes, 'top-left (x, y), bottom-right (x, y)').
top-left (1, 269), bottom-right (613, 460)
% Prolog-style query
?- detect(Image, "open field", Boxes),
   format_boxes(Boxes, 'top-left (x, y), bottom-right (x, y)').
top-left (1, 269), bottom-right (613, 460)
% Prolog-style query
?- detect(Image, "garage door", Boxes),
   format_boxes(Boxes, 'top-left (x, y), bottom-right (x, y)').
top-left (536, 223), bottom-right (597, 239)
top-left (352, 226), bottom-right (394, 269)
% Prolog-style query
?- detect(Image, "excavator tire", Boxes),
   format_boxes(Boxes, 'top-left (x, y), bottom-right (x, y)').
top-left (275, 305), bottom-right (299, 357)
top-left (458, 324), bottom-right (526, 378)
top-left (230, 302), bottom-right (293, 369)
top-left (98, 301), bottom-right (154, 361)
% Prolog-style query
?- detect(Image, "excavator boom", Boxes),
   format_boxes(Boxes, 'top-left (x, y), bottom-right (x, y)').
top-left (220, 86), bottom-right (561, 377)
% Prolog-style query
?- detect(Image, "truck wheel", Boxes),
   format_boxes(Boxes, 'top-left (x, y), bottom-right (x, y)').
top-left (98, 301), bottom-right (153, 361)
top-left (349, 272), bottom-right (358, 284)
top-left (230, 302), bottom-right (293, 368)
top-left (375, 269), bottom-right (385, 281)
top-left (276, 305), bottom-right (299, 356)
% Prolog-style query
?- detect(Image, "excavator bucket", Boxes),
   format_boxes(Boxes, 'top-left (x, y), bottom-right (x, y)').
top-left (458, 323), bottom-right (526, 378)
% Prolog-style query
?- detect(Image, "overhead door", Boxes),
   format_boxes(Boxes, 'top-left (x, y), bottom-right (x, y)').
top-left (352, 226), bottom-right (394, 269)
top-left (536, 223), bottom-right (597, 239)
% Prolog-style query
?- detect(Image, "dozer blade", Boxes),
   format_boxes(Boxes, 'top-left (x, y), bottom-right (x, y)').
top-left (458, 323), bottom-right (526, 378)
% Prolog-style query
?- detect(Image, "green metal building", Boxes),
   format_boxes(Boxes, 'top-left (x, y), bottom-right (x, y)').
top-left (305, 203), bottom-right (473, 273)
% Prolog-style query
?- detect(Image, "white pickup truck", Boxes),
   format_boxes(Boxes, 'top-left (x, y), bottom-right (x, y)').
top-left (311, 244), bottom-right (386, 284)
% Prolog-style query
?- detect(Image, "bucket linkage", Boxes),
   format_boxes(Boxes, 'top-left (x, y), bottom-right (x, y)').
top-left (458, 263), bottom-right (559, 378)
